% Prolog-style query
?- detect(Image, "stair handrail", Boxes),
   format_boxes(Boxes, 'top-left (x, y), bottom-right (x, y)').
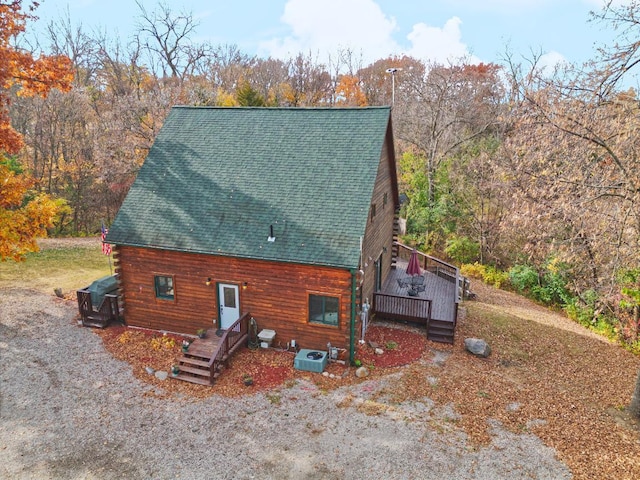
top-left (207, 312), bottom-right (251, 383)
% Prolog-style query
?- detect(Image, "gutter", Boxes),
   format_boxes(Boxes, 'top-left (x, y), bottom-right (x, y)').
top-left (350, 268), bottom-right (357, 365)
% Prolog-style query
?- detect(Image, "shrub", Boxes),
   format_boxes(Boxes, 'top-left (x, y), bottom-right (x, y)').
top-left (444, 236), bottom-right (480, 264)
top-left (461, 262), bottom-right (509, 288)
top-left (508, 264), bottom-right (539, 293)
top-left (460, 262), bottom-right (485, 279)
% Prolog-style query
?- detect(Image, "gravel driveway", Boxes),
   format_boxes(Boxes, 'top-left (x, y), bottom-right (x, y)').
top-left (0, 288), bottom-right (571, 479)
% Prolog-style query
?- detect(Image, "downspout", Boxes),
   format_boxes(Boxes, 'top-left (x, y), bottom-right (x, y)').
top-left (350, 268), bottom-right (357, 365)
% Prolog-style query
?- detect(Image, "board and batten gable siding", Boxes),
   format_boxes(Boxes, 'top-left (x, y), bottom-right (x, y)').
top-left (114, 245), bottom-right (353, 351)
top-left (360, 127), bottom-right (399, 310)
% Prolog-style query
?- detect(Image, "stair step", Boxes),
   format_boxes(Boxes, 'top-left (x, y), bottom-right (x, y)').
top-left (176, 365), bottom-right (210, 377)
top-left (172, 373), bottom-right (212, 386)
top-left (179, 356), bottom-right (210, 368)
top-left (429, 320), bottom-right (455, 328)
top-left (428, 327), bottom-right (455, 336)
top-left (428, 333), bottom-right (454, 344)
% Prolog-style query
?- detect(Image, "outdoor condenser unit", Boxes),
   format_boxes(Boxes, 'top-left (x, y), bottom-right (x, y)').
top-left (294, 349), bottom-right (328, 373)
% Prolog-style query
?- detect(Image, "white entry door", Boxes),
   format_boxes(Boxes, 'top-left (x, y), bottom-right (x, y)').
top-left (218, 283), bottom-right (240, 329)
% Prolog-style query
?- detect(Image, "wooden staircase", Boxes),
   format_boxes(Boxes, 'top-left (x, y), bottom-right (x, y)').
top-left (427, 319), bottom-right (455, 344)
top-left (391, 213), bottom-right (400, 268)
top-left (172, 313), bottom-right (251, 386)
top-left (173, 342), bottom-right (225, 386)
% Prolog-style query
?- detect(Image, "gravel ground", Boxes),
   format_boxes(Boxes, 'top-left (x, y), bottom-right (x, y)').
top-left (0, 287), bottom-right (572, 480)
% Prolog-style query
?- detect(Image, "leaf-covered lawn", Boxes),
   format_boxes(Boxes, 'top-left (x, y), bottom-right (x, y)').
top-left (94, 281), bottom-right (640, 479)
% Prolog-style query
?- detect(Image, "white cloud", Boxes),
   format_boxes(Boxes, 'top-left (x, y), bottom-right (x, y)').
top-left (536, 50), bottom-right (569, 72)
top-left (259, 0), bottom-right (490, 68)
top-left (405, 17), bottom-right (479, 64)
top-left (258, 0), bottom-right (400, 63)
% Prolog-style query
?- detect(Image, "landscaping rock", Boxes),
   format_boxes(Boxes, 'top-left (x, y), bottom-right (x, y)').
top-left (154, 370), bottom-right (168, 381)
top-left (374, 348), bottom-right (384, 355)
top-left (355, 366), bottom-right (369, 378)
top-left (507, 402), bottom-right (522, 412)
top-left (145, 366), bottom-right (155, 375)
top-left (464, 338), bottom-right (491, 358)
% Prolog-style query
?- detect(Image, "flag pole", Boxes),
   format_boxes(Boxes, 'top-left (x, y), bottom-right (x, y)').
top-left (101, 221), bottom-right (113, 276)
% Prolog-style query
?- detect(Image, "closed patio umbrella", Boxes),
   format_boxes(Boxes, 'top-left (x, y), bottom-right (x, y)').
top-left (406, 249), bottom-right (421, 276)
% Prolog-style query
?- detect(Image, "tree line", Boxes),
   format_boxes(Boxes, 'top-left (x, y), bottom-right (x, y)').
top-left (2, 1), bottom-right (640, 396)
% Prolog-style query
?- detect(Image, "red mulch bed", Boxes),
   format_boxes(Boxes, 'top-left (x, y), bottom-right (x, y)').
top-left (94, 323), bottom-right (429, 397)
top-left (356, 325), bottom-right (429, 368)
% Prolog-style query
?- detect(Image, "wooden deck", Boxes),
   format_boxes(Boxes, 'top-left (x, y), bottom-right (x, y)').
top-left (382, 259), bottom-right (458, 322)
top-left (372, 244), bottom-right (460, 343)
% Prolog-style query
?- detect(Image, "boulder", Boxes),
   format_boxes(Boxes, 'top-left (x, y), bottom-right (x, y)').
top-left (374, 348), bottom-right (384, 355)
top-left (464, 338), bottom-right (491, 358)
top-left (355, 366), bottom-right (369, 378)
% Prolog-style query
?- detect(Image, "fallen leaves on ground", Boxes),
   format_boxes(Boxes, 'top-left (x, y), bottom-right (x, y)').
top-left (356, 325), bottom-right (429, 368)
top-left (94, 324), bottom-right (420, 399)
top-left (92, 281), bottom-right (640, 479)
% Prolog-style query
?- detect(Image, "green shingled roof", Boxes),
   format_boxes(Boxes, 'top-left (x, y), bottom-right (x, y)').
top-left (106, 106), bottom-right (393, 269)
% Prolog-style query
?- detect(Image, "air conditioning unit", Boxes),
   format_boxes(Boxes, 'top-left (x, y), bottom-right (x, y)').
top-left (294, 349), bottom-right (328, 373)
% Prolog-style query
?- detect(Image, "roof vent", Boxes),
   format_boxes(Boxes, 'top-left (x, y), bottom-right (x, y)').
top-left (268, 224), bottom-right (276, 242)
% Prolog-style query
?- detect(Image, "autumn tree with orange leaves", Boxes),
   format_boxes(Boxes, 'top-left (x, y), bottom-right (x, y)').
top-left (0, 0), bottom-right (73, 260)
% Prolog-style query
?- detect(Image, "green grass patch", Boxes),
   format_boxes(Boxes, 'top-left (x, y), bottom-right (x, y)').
top-left (0, 243), bottom-right (112, 294)
top-left (465, 302), bottom-right (532, 362)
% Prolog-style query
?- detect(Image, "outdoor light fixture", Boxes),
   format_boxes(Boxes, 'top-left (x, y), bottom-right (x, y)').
top-left (243, 282), bottom-right (248, 290)
top-left (385, 67), bottom-right (402, 107)
top-left (205, 277), bottom-right (212, 286)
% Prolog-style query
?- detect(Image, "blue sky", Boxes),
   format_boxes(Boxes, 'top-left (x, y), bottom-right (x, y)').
top-left (30, 0), bottom-right (627, 68)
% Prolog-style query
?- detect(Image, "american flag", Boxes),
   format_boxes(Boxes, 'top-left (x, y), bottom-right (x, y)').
top-left (101, 223), bottom-right (112, 256)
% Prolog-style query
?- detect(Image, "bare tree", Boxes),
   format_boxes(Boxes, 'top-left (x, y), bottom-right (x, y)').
top-left (590, 0), bottom-right (640, 94)
top-left (45, 12), bottom-right (99, 87)
top-left (134, 0), bottom-right (209, 80)
top-left (396, 61), bottom-right (504, 210)
top-left (283, 52), bottom-right (332, 106)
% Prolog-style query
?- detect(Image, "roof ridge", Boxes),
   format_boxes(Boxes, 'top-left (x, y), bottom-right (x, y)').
top-left (171, 105), bottom-right (391, 111)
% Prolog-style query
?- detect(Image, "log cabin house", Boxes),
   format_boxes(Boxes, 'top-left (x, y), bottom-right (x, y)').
top-left (105, 106), bottom-right (402, 363)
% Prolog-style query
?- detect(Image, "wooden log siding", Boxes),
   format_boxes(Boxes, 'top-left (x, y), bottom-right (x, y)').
top-left (359, 134), bottom-right (398, 317)
top-left (114, 245), bottom-right (354, 351)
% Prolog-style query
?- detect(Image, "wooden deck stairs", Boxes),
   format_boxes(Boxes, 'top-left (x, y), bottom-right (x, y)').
top-left (391, 213), bottom-right (400, 268)
top-left (426, 319), bottom-right (456, 344)
top-left (172, 313), bottom-right (251, 386)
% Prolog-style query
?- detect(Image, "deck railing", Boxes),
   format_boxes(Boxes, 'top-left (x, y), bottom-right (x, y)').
top-left (207, 312), bottom-right (251, 384)
top-left (373, 292), bottom-right (432, 324)
top-left (76, 289), bottom-right (121, 327)
top-left (395, 241), bottom-right (460, 299)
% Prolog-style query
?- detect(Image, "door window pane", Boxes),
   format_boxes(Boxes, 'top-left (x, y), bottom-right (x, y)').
top-left (223, 286), bottom-right (236, 308)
